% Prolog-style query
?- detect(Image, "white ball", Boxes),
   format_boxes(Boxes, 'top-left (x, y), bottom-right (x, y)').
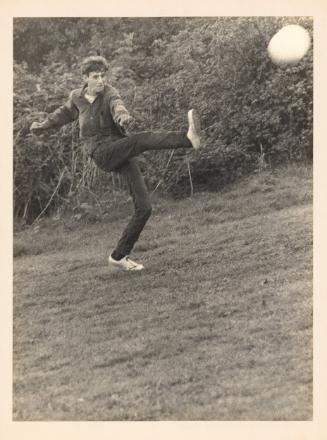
top-left (267, 24), bottom-right (311, 66)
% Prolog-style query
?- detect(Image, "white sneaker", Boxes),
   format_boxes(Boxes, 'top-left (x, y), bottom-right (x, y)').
top-left (187, 109), bottom-right (202, 150)
top-left (108, 255), bottom-right (144, 271)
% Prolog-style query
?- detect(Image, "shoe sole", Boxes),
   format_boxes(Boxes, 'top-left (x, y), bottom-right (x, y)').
top-left (109, 265), bottom-right (144, 272)
top-left (188, 110), bottom-right (202, 150)
top-left (109, 263), bottom-right (144, 271)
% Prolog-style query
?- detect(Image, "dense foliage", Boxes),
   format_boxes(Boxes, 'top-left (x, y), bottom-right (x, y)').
top-left (14, 17), bottom-right (313, 222)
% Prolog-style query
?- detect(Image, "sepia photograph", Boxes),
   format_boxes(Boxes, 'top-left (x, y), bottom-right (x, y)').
top-left (12, 15), bottom-right (313, 422)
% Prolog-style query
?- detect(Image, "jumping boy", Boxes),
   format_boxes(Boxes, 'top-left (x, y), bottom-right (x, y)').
top-left (30, 56), bottom-right (202, 271)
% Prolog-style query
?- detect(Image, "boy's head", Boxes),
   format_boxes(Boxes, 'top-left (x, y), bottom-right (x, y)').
top-left (81, 56), bottom-right (109, 95)
top-left (81, 56), bottom-right (109, 76)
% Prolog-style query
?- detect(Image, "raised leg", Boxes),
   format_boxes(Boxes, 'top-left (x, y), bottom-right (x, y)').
top-left (91, 131), bottom-right (192, 172)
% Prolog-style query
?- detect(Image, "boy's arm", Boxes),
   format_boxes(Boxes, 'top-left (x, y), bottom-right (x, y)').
top-left (30, 91), bottom-right (79, 133)
top-left (107, 85), bottom-right (133, 129)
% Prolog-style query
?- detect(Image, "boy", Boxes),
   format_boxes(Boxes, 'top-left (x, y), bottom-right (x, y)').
top-left (31, 56), bottom-right (202, 271)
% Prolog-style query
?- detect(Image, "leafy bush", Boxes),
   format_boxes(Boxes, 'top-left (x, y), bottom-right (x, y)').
top-left (13, 17), bottom-right (313, 222)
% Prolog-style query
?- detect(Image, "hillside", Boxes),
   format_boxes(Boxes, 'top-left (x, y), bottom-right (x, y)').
top-left (13, 165), bottom-right (312, 420)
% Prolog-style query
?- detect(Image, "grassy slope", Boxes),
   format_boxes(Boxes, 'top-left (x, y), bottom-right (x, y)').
top-left (13, 165), bottom-right (312, 420)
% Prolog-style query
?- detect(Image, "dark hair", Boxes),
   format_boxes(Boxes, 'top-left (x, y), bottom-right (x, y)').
top-left (81, 56), bottom-right (109, 76)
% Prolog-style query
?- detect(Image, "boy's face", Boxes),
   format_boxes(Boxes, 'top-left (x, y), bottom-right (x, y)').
top-left (84, 70), bottom-right (107, 95)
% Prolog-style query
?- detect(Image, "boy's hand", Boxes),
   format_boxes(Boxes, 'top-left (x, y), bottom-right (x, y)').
top-left (117, 114), bottom-right (134, 131)
top-left (30, 121), bottom-right (47, 133)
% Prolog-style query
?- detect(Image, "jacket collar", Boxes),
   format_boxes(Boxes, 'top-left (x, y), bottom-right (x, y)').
top-left (78, 83), bottom-right (107, 99)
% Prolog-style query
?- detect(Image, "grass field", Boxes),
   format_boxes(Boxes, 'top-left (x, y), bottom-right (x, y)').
top-left (13, 165), bottom-right (313, 421)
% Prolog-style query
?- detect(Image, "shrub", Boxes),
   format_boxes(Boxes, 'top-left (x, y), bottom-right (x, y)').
top-left (13, 17), bottom-right (313, 222)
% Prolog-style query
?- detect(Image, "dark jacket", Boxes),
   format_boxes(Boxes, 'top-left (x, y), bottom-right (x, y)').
top-left (42, 84), bottom-right (130, 150)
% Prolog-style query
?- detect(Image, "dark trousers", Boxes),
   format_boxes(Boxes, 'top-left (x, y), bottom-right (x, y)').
top-left (91, 131), bottom-right (192, 256)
